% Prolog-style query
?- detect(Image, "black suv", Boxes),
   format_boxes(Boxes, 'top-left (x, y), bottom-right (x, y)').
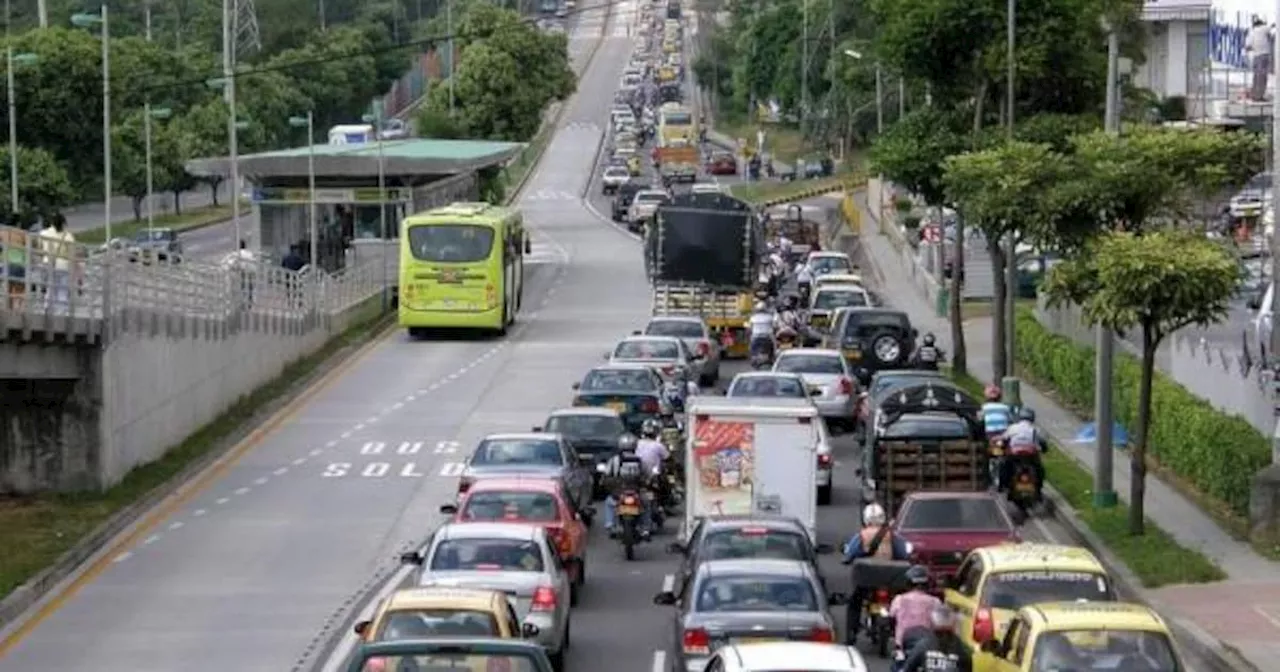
top-left (612, 181), bottom-right (650, 222)
top-left (825, 307), bottom-right (916, 384)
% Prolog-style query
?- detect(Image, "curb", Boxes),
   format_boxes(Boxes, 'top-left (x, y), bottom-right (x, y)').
top-left (1040, 485), bottom-right (1257, 672)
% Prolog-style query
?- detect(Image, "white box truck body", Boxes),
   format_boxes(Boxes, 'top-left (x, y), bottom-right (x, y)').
top-left (682, 396), bottom-right (820, 541)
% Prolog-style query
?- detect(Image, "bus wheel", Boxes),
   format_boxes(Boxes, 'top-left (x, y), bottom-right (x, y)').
top-left (497, 305), bottom-right (509, 336)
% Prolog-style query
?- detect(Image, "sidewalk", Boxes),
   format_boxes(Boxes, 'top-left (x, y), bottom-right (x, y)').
top-left (852, 190), bottom-right (1279, 670)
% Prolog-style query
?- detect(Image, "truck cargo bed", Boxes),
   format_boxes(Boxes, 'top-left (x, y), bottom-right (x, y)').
top-left (875, 438), bottom-right (985, 514)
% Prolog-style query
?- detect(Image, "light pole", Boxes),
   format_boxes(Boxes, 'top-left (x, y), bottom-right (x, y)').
top-left (207, 77), bottom-right (246, 248)
top-left (447, 0), bottom-right (455, 115)
top-left (363, 104), bottom-right (389, 311)
top-left (843, 49), bottom-right (883, 135)
top-left (1092, 22), bottom-right (1122, 509)
top-left (289, 112), bottom-right (318, 270)
top-left (1004, 0), bottom-right (1019, 389)
top-left (72, 7), bottom-right (110, 241)
top-left (143, 106), bottom-right (171, 238)
top-left (5, 50), bottom-right (36, 215)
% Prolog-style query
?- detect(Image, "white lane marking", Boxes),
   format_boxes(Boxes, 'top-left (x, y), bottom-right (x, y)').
top-left (168, 521), bottom-right (184, 531)
top-left (326, 440), bottom-right (338, 448)
top-left (274, 467), bottom-right (289, 476)
top-left (309, 448), bottom-right (323, 457)
top-left (391, 402), bottom-right (404, 410)
top-left (234, 487), bottom-right (250, 496)
top-left (340, 431), bottom-right (352, 439)
top-left (143, 534), bottom-right (161, 545)
top-left (254, 477), bottom-right (269, 486)
top-left (353, 423), bottom-right (365, 431)
top-left (113, 552), bottom-right (133, 563)
top-left (661, 574), bottom-right (676, 593)
top-left (293, 457), bottom-right (306, 466)
top-left (652, 650), bottom-right (667, 672)
top-left (193, 509), bottom-right (207, 517)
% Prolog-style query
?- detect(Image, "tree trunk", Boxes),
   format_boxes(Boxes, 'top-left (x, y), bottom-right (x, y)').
top-left (1130, 322), bottom-right (1157, 536)
top-left (132, 196), bottom-right (143, 222)
top-left (172, 192), bottom-right (183, 215)
top-left (948, 81), bottom-right (989, 376)
top-left (209, 179), bottom-right (222, 207)
top-left (987, 237), bottom-right (1007, 383)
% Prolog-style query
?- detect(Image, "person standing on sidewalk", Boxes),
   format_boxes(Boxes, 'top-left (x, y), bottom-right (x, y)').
top-left (39, 214), bottom-right (75, 315)
top-left (1247, 17), bottom-right (1273, 102)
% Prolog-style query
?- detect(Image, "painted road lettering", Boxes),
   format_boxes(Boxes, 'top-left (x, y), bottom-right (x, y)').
top-left (320, 461), bottom-right (464, 478)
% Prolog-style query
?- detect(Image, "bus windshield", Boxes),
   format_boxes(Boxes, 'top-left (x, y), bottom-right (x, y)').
top-left (663, 112), bottom-right (692, 126)
top-left (407, 223), bottom-right (495, 263)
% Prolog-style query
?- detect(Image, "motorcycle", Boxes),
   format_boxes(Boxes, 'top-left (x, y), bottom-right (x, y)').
top-left (1006, 457), bottom-right (1044, 517)
top-left (986, 436), bottom-right (1004, 490)
top-left (862, 587), bottom-right (895, 658)
top-left (616, 488), bottom-right (645, 561)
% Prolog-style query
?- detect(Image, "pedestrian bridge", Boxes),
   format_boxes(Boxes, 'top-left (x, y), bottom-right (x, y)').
top-left (0, 225), bottom-right (392, 495)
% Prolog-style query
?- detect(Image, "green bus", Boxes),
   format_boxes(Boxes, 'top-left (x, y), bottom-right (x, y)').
top-left (398, 202), bottom-right (526, 336)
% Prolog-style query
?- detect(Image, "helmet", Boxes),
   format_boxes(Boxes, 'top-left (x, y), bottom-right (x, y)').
top-left (906, 564), bottom-right (931, 586)
top-left (641, 418), bottom-right (661, 437)
top-left (785, 295), bottom-right (798, 309)
top-left (930, 605), bottom-right (958, 631)
top-left (862, 503), bottom-right (887, 526)
top-left (754, 301), bottom-right (767, 312)
top-left (1019, 407), bottom-right (1037, 422)
top-left (922, 332), bottom-right (936, 346)
top-left (984, 384), bottom-right (1002, 401)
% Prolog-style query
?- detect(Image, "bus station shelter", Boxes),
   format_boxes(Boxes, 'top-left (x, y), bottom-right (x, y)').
top-left (186, 138), bottom-right (522, 272)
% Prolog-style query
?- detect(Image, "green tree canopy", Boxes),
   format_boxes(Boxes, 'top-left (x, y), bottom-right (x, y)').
top-left (869, 107), bottom-right (968, 206)
top-left (0, 146), bottom-right (74, 224)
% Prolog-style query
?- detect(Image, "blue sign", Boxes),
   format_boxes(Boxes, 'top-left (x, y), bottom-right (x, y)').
top-left (1210, 10), bottom-right (1251, 69)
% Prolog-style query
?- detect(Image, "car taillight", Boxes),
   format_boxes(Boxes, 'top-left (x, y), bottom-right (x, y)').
top-left (457, 478), bottom-right (473, 494)
top-left (808, 626), bottom-right (835, 642)
top-left (661, 365), bottom-right (675, 376)
top-left (682, 627), bottom-right (711, 654)
top-left (839, 377), bottom-right (853, 395)
top-left (972, 607), bottom-right (995, 644)
top-left (363, 658), bottom-right (387, 672)
top-left (546, 527), bottom-right (571, 555)
top-left (641, 398), bottom-right (659, 413)
top-left (621, 494), bottom-right (640, 506)
top-left (818, 454), bottom-right (832, 467)
top-left (696, 340), bottom-right (710, 356)
top-left (531, 586), bottom-right (558, 612)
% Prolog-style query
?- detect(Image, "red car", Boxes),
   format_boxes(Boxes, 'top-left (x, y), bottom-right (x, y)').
top-left (704, 152), bottom-right (737, 175)
top-left (892, 491), bottom-right (1021, 585)
top-left (440, 476), bottom-right (589, 603)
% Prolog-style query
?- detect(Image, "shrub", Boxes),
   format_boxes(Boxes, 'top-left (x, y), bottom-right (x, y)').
top-left (1014, 308), bottom-right (1269, 518)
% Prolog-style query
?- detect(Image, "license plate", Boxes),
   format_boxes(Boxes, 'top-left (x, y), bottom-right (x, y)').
top-left (607, 402), bottom-right (627, 412)
top-left (843, 349), bottom-right (861, 360)
top-left (618, 505), bottom-right (641, 516)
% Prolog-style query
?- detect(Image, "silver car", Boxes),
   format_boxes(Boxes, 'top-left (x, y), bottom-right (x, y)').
top-left (602, 165), bottom-right (631, 194)
top-left (773, 348), bottom-right (857, 431)
top-left (401, 522), bottom-right (573, 669)
top-left (643, 316), bottom-right (721, 386)
top-left (628, 189), bottom-right (670, 224)
top-left (456, 433), bottom-right (595, 516)
top-left (608, 334), bottom-right (697, 387)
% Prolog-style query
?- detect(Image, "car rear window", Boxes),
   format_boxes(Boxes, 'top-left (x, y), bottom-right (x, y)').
top-left (645, 320), bottom-right (704, 338)
top-left (695, 576), bottom-right (818, 612)
top-left (844, 313), bottom-right (910, 338)
top-left (727, 376), bottom-right (807, 398)
top-left (775, 354), bottom-right (844, 375)
top-left (981, 570), bottom-right (1112, 611)
top-left (461, 491), bottom-right (561, 522)
top-left (813, 290), bottom-right (867, 311)
top-left (809, 256), bottom-right (851, 274)
top-left (635, 192), bottom-right (668, 204)
top-left (545, 414), bottom-right (625, 440)
top-left (899, 498), bottom-right (1008, 530)
top-left (615, 340), bottom-right (680, 359)
top-left (375, 609), bottom-right (500, 640)
top-left (471, 440), bottom-right (563, 466)
top-left (702, 529), bottom-right (808, 562)
top-left (581, 369), bottom-right (657, 392)
top-left (429, 539), bottom-right (545, 572)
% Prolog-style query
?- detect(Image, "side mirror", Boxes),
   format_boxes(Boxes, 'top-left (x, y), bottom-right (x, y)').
top-left (439, 503), bottom-right (459, 515)
top-left (603, 352), bottom-right (612, 360)
top-left (532, 426), bottom-right (543, 432)
top-left (815, 543), bottom-right (834, 555)
top-left (354, 620), bottom-right (371, 636)
top-left (399, 551), bottom-right (424, 565)
top-left (521, 622), bottom-right (541, 638)
top-left (653, 591), bottom-right (677, 605)
top-left (827, 592), bottom-right (850, 606)
top-left (666, 541), bottom-right (687, 555)
top-left (979, 639), bottom-right (1002, 655)
top-left (632, 330), bottom-right (642, 335)
top-left (571, 382), bottom-right (581, 390)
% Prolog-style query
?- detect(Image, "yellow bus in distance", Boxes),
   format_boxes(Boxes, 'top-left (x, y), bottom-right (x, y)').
top-left (658, 103), bottom-right (695, 145)
top-left (398, 202), bottom-right (525, 336)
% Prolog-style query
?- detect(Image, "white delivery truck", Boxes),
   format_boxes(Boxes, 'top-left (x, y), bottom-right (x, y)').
top-left (681, 396), bottom-right (820, 541)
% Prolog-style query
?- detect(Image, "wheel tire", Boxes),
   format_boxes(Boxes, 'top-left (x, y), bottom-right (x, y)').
top-left (869, 330), bottom-right (904, 366)
top-left (817, 484), bottom-right (833, 506)
top-left (570, 564), bottom-right (583, 606)
top-left (497, 304), bottom-right (509, 337)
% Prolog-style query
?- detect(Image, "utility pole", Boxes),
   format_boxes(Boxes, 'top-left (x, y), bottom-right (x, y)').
top-left (898, 78), bottom-right (905, 118)
top-left (1003, 0), bottom-right (1019, 386)
top-left (874, 65), bottom-right (883, 134)
top-left (1093, 25), bottom-right (1122, 509)
top-left (800, 0), bottom-right (807, 139)
top-left (36, 0), bottom-right (45, 27)
top-left (318, 0), bottom-right (326, 30)
top-left (447, 0), bottom-right (455, 116)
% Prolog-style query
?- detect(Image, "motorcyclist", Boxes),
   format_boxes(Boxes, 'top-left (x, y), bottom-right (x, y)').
top-left (912, 333), bottom-right (942, 370)
top-left (748, 301), bottom-right (776, 366)
top-left (602, 426), bottom-right (657, 538)
top-left (899, 605), bottom-right (973, 672)
top-left (840, 503), bottom-right (911, 644)
top-left (999, 407), bottom-right (1049, 496)
top-left (795, 262), bottom-right (814, 301)
top-left (777, 295), bottom-right (803, 332)
top-left (888, 565), bottom-right (942, 656)
top-left (981, 384), bottom-right (1013, 439)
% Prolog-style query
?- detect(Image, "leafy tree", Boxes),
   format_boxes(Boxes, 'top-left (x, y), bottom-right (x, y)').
top-left (1042, 231), bottom-right (1239, 534)
top-left (0, 146), bottom-right (74, 224)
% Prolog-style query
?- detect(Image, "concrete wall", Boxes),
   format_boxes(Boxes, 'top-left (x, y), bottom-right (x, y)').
top-left (0, 348), bottom-right (103, 493)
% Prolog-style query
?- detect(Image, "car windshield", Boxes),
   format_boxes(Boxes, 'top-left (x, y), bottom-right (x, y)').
top-left (981, 570), bottom-right (1112, 611)
top-left (470, 440), bottom-right (563, 466)
top-left (695, 576), bottom-right (818, 612)
top-left (882, 417), bottom-right (970, 438)
top-left (727, 376), bottom-right (807, 398)
top-left (358, 652), bottom-right (540, 672)
top-left (899, 498), bottom-right (1008, 530)
top-left (845, 313), bottom-right (911, 338)
top-left (406, 224), bottom-right (495, 263)
top-left (701, 529), bottom-right (808, 562)
top-left (663, 111), bottom-right (692, 125)
top-left (605, 167), bottom-right (629, 177)
top-left (775, 354), bottom-right (844, 375)
top-left (646, 320), bottom-right (703, 338)
top-left (375, 609), bottom-right (501, 640)
top-left (428, 538), bottom-right (545, 572)
top-left (810, 256), bottom-right (851, 274)
top-left (615, 340), bottom-right (679, 359)
top-left (813, 290), bottom-right (867, 310)
top-left (545, 414), bottom-right (625, 440)
top-left (871, 375), bottom-right (940, 397)
top-left (581, 369), bottom-right (658, 392)
top-left (635, 192), bottom-right (668, 204)
top-left (461, 491), bottom-right (561, 522)
top-left (1029, 629), bottom-right (1179, 672)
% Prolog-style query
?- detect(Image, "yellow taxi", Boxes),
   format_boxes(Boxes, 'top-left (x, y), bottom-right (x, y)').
top-left (626, 154), bottom-right (642, 176)
top-left (974, 601), bottom-right (1184, 671)
top-left (943, 544), bottom-right (1116, 670)
top-left (662, 38), bottom-right (678, 54)
top-left (353, 586), bottom-right (537, 642)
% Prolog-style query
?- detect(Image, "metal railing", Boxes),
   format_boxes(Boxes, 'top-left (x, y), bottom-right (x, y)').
top-left (0, 225), bottom-right (391, 337)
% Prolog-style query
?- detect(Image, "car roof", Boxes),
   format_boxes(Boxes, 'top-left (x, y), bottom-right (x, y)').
top-left (688, 396), bottom-right (818, 414)
top-left (845, 307), bottom-right (907, 317)
top-left (464, 477), bottom-right (562, 494)
top-left (975, 543), bottom-right (1106, 573)
top-left (647, 315), bottom-right (706, 325)
top-left (547, 407), bottom-right (622, 418)
top-left (618, 335), bottom-right (683, 345)
top-left (437, 522), bottom-right (543, 541)
top-left (723, 642), bottom-right (866, 671)
top-left (1019, 602), bottom-right (1168, 633)
top-left (384, 587), bottom-right (502, 611)
top-left (589, 363), bottom-right (660, 373)
top-left (808, 251), bottom-right (850, 259)
top-left (903, 490), bottom-right (1002, 502)
top-left (697, 558), bottom-right (812, 577)
top-left (730, 371), bottom-right (806, 381)
top-left (702, 515), bottom-right (809, 533)
top-left (814, 285), bottom-right (867, 295)
top-left (604, 165), bottom-right (629, 172)
top-left (636, 189), bottom-right (669, 196)
top-left (479, 432), bottom-right (561, 443)
top-left (776, 348), bottom-right (843, 358)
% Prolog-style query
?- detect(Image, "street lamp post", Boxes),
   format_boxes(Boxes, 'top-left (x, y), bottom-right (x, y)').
top-left (144, 106), bottom-right (171, 238)
top-left (362, 104), bottom-right (389, 311)
top-left (288, 112), bottom-right (317, 270)
top-left (72, 7), bottom-right (110, 241)
top-left (207, 78), bottom-right (247, 250)
top-left (5, 50), bottom-right (37, 215)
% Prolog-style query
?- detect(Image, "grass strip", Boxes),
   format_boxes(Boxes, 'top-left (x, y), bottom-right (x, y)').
top-left (0, 298), bottom-right (392, 601)
top-left (76, 203), bottom-right (249, 244)
top-left (949, 369), bottom-right (1225, 588)
top-left (729, 176), bottom-right (852, 205)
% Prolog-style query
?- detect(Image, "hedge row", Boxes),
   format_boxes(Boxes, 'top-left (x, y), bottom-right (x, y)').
top-left (1014, 308), bottom-right (1270, 518)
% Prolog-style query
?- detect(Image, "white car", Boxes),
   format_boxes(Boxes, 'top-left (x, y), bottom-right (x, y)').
top-left (812, 273), bottom-right (864, 290)
top-left (643, 315), bottom-right (721, 385)
top-left (805, 251), bottom-right (854, 277)
top-left (1230, 171), bottom-right (1271, 219)
top-left (601, 166), bottom-right (631, 194)
top-left (628, 189), bottom-right (670, 223)
top-left (772, 348), bottom-right (857, 431)
top-left (703, 642), bottom-right (868, 672)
